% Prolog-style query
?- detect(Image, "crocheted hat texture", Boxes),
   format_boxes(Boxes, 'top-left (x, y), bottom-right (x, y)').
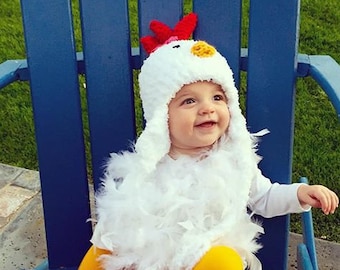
top-left (140, 12), bottom-right (198, 54)
top-left (136, 12), bottom-right (253, 174)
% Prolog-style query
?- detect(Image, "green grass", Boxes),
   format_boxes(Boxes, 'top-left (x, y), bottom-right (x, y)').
top-left (291, 0), bottom-right (340, 242)
top-left (0, 0), bottom-right (339, 242)
top-left (0, 0), bottom-right (34, 168)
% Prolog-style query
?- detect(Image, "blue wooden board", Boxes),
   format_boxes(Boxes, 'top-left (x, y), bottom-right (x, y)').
top-left (246, 0), bottom-right (300, 269)
top-left (20, 0), bottom-right (92, 268)
top-left (80, 0), bottom-right (136, 190)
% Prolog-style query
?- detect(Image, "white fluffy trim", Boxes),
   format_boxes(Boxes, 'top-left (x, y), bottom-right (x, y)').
top-left (91, 139), bottom-right (263, 270)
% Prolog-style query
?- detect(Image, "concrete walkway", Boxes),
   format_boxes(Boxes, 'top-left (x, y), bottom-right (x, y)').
top-left (0, 163), bottom-right (339, 269)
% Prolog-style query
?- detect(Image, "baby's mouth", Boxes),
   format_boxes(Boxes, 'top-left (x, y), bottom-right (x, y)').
top-left (196, 121), bottom-right (217, 128)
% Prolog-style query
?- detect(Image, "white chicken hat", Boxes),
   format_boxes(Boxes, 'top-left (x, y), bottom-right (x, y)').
top-left (136, 13), bottom-right (254, 174)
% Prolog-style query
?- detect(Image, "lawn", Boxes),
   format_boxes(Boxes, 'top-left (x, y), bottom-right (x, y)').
top-left (0, 0), bottom-right (339, 242)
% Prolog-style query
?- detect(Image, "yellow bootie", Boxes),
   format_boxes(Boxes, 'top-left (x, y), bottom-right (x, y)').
top-left (79, 245), bottom-right (243, 270)
top-left (193, 246), bottom-right (243, 270)
top-left (78, 245), bottom-right (111, 270)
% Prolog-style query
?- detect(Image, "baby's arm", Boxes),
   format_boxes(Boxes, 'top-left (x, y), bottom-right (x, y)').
top-left (297, 184), bottom-right (339, 215)
top-left (249, 168), bottom-right (339, 217)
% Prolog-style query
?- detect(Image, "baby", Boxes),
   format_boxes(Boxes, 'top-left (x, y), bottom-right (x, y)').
top-left (79, 13), bottom-right (338, 270)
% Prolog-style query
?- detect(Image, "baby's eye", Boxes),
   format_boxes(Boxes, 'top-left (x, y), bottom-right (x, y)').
top-left (182, 98), bottom-right (195, 105)
top-left (213, 95), bottom-right (225, 101)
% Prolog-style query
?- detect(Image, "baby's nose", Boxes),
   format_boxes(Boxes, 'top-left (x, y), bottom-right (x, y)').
top-left (199, 102), bottom-right (215, 114)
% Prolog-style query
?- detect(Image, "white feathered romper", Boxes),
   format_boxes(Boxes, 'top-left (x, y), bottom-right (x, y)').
top-left (90, 40), bottom-right (305, 269)
top-left (91, 137), bottom-right (263, 270)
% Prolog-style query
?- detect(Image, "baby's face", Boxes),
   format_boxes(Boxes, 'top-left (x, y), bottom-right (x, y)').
top-left (168, 81), bottom-right (230, 157)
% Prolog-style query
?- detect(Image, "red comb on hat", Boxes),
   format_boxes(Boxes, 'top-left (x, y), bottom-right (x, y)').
top-left (140, 13), bottom-right (198, 54)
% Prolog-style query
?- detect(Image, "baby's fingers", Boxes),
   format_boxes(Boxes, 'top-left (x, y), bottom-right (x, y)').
top-left (298, 184), bottom-right (339, 215)
top-left (329, 190), bottom-right (339, 214)
top-left (320, 189), bottom-right (338, 215)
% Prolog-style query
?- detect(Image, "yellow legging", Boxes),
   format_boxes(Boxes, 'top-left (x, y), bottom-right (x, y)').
top-left (78, 245), bottom-right (243, 270)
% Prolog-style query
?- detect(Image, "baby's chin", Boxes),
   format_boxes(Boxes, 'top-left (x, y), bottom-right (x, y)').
top-left (168, 144), bottom-right (212, 159)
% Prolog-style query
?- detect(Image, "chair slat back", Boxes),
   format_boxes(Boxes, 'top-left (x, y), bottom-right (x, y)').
top-left (19, 0), bottom-right (301, 269)
top-left (193, 0), bottom-right (242, 86)
top-left (80, 0), bottom-right (136, 190)
top-left (20, 0), bottom-right (92, 267)
top-left (247, 1), bottom-right (300, 268)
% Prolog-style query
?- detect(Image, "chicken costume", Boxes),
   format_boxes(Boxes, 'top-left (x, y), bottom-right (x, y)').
top-left (82, 13), bottom-right (307, 270)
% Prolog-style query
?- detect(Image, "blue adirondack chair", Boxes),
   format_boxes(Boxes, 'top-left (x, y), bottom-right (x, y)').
top-left (0, 0), bottom-right (339, 269)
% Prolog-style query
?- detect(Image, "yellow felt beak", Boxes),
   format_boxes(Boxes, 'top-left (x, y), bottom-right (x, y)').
top-left (191, 41), bottom-right (216, 58)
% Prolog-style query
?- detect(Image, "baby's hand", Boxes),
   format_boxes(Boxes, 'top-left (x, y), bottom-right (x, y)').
top-left (297, 184), bottom-right (339, 215)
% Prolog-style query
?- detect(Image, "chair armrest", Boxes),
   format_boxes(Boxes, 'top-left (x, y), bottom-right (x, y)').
top-left (297, 55), bottom-right (340, 120)
top-left (0, 60), bottom-right (29, 89)
top-left (0, 50), bottom-right (140, 90)
top-left (297, 177), bottom-right (318, 270)
top-left (297, 243), bottom-right (314, 270)
top-left (34, 259), bottom-right (48, 270)
top-left (0, 53), bottom-right (85, 90)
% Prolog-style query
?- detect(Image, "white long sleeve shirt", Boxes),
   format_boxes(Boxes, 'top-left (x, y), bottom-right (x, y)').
top-left (248, 168), bottom-right (309, 218)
